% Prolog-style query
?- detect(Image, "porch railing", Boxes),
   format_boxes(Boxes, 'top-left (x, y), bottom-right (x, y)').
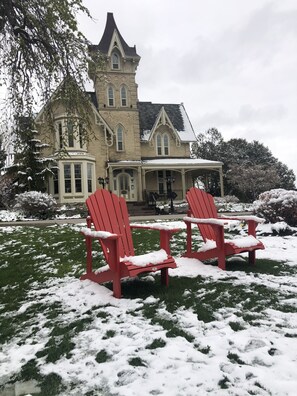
top-left (145, 190), bottom-right (188, 214)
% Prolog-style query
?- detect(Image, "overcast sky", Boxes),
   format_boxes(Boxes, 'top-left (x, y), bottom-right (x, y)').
top-left (80, 0), bottom-right (297, 179)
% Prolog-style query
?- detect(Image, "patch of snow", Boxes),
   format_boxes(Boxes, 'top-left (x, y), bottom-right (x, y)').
top-left (121, 249), bottom-right (168, 267)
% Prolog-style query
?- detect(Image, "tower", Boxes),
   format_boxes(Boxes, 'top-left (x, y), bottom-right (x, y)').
top-left (89, 13), bottom-right (141, 161)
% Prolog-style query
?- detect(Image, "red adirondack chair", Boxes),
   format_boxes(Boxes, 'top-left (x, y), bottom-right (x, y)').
top-left (80, 189), bottom-right (179, 298)
top-left (183, 187), bottom-right (265, 270)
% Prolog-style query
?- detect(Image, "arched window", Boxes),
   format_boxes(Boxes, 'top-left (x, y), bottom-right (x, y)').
top-left (58, 122), bottom-right (63, 149)
top-left (120, 85), bottom-right (127, 107)
top-left (108, 86), bottom-right (114, 106)
top-left (163, 133), bottom-right (169, 155)
top-left (112, 52), bottom-right (120, 69)
top-left (116, 125), bottom-right (124, 151)
top-left (156, 133), bottom-right (169, 156)
top-left (55, 119), bottom-right (86, 151)
top-left (156, 134), bottom-right (162, 155)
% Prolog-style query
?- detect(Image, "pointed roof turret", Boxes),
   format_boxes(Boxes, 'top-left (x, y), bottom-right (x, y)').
top-left (89, 13), bottom-right (140, 59)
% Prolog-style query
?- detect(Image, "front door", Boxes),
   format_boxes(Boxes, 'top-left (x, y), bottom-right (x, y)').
top-left (115, 170), bottom-right (137, 201)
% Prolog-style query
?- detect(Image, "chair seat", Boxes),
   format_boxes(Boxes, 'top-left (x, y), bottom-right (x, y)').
top-left (227, 235), bottom-right (263, 249)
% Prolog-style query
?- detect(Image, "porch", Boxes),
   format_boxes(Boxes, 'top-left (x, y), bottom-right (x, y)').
top-left (107, 158), bottom-right (224, 203)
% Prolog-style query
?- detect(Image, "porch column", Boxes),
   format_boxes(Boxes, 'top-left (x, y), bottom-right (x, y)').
top-left (137, 165), bottom-right (143, 201)
top-left (219, 167), bottom-right (224, 197)
top-left (181, 169), bottom-right (186, 200)
top-left (141, 168), bottom-right (146, 201)
top-left (108, 166), bottom-right (113, 192)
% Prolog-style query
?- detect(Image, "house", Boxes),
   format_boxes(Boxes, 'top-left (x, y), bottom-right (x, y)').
top-left (37, 13), bottom-right (223, 205)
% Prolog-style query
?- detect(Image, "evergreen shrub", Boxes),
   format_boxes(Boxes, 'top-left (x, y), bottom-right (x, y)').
top-left (14, 191), bottom-right (57, 219)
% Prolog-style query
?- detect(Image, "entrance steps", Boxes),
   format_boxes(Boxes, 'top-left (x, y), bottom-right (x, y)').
top-left (126, 202), bottom-right (156, 216)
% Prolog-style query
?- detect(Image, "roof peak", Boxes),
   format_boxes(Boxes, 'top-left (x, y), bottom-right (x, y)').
top-left (93, 12), bottom-right (139, 58)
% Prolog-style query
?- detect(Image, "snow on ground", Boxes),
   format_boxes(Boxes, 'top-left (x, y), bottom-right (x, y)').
top-left (0, 218), bottom-right (297, 395)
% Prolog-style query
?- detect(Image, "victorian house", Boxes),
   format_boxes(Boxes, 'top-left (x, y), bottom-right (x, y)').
top-left (36, 13), bottom-right (223, 204)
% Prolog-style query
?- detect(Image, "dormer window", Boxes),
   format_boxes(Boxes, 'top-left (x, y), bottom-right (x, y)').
top-left (156, 133), bottom-right (169, 156)
top-left (112, 52), bottom-right (120, 69)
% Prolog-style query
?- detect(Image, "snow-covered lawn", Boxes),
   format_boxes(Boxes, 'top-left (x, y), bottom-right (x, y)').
top-left (0, 219), bottom-right (297, 395)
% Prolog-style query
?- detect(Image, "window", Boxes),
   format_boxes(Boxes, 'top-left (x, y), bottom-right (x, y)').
top-left (87, 163), bottom-right (93, 193)
top-left (108, 86), bottom-right (114, 106)
top-left (74, 164), bottom-right (82, 193)
top-left (156, 133), bottom-right (169, 156)
top-left (63, 163), bottom-right (82, 194)
top-left (120, 86), bottom-right (127, 106)
top-left (163, 134), bottom-right (169, 155)
top-left (156, 134), bottom-right (162, 155)
top-left (79, 123), bottom-right (84, 149)
top-left (112, 52), bottom-right (120, 69)
top-left (158, 170), bottom-right (171, 195)
top-left (67, 121), bottom-right (74, 147)
top-left (116, 125), bottom-right (124, 151)
top-left (55, 119), bottom-right (86, 151)
top-left (58, 122), bottom-right (63, 149)
top-left (64, 164), bottom-right (72, 193)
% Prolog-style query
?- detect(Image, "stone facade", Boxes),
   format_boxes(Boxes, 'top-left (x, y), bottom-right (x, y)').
top-left (37, 13), bottom-right (223, 204)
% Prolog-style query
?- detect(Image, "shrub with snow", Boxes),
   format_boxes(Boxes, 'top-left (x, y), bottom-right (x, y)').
top-left (253, 189), bottom-right (297, 226)
top-left (14, 191), bottom-right (57, 219)
top-left (215, 195), bottom-right (240, 204)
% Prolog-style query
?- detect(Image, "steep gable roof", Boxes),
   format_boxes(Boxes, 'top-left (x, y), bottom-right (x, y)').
top-left (138, 102), bottom-right (196, 143)
top-left (86, 91), bottom-right (98, 110)
top-left (89, 13), bottom-right (140, 59)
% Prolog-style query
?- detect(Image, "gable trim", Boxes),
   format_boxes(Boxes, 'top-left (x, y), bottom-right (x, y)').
top-left (107, 30), bottom-right (126, 59)
top-left (148, 106), bottom-right (181, 143)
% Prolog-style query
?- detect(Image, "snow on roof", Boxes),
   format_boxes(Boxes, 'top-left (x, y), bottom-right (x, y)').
top-left (178, 103), bottom-right (196, 142)
top-left (138, 102), bottom-right (196, 143)
top-left (141, 158), bottom-right (223, 167)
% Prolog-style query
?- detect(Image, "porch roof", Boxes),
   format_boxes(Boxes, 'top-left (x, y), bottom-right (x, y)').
top-left (107, 158), bottom-right (223, 169)
top-left (141, 158), bottom-right (223, 169)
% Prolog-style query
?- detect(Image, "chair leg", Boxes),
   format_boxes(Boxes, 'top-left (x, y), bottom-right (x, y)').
top-left (161, 268), bottom-right (169, 286)
top-left (113, 272), bottom-right (122, 298)
top-left (249, 251), bottom-right (256, 265)
top-left (218, 253), bottom-right (226, 270)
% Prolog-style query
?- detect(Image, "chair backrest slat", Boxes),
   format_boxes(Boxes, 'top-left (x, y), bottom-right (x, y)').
top-left (186, 187), bottom-right (218, 241)
top-left (86, 190), bottom-right (135, 259)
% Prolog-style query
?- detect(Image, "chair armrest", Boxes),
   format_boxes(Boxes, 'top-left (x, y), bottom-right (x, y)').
top-left (220, 215), bottom-right (265, 223)
top-left (81, 228), bottom-right (121, 273)
top-left (183, 216), bottom-right (228, 227)
top-left (183, 216), bottom-right (226, 251)
top-left (81, 228), bottom-right (120, 240)
top-left (130, 223), bottom-right (181, 233)
top-left (220, 215), bottom-right (264, 236)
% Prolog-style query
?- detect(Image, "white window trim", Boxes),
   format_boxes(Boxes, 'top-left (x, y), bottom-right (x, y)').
top-left (111, 51), bottom-right (120, 70)
top-left (156, 132), bottom-right (170, 156)
top-left (107, 85), bottom-right (115, 107)
top-left (55, 119), bottom-right (86, 151)
top-left (116, 125), bottom-right (125, 152)
top-left (120, 85), bottom-right (128, 107)
top-left (63, 162), bottom-right (83, 195)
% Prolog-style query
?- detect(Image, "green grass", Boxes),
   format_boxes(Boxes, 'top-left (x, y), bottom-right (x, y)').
top-left (0, 223), bottom-right (296, 395)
